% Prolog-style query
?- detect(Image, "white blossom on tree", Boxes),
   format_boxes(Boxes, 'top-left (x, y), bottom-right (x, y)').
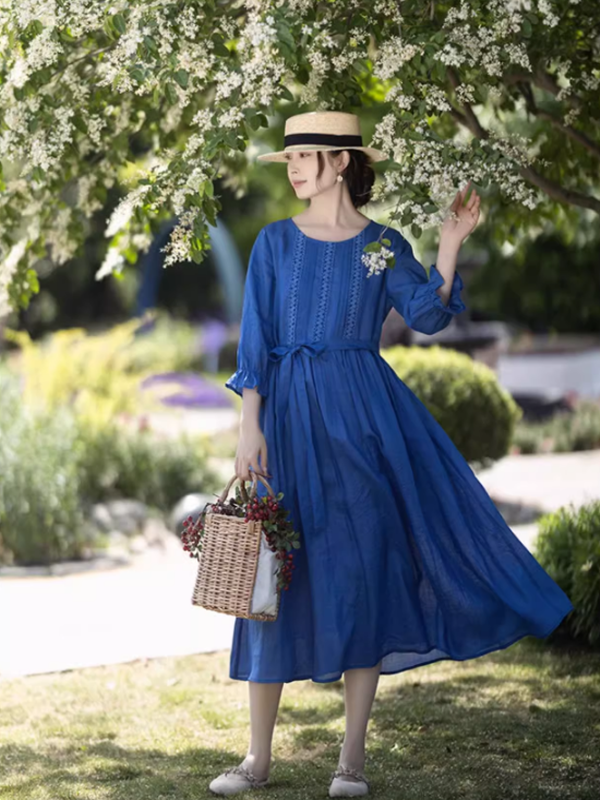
top-left (0, 0), bottom-right (598, 313)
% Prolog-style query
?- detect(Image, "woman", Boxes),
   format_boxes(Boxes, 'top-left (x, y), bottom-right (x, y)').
top-left (209, 111), bottom-right (574, 797)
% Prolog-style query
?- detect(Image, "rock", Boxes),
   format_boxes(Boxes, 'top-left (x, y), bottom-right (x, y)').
top-left (491, 497), bottom-right (544, 525)
top-left (90, 503), bottom-right (113, 532)
top-left (170, 493), bottom-right (216, 537)
top-left (143, 517), bottom-right (171, 547)
top-left (104, 499), bottom-right (149, 535)
top-left (143, 517), bottom-right (184, 558)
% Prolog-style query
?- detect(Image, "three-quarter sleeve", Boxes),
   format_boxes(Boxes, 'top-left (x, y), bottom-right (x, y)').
top-left (225, 227), bottom-right (275, 398)
top-left (384, 231), bottom-right (466, 335)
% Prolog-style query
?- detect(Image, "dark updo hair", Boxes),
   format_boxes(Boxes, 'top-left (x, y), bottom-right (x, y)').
top-left (316, 149), bottom-right (375, 209)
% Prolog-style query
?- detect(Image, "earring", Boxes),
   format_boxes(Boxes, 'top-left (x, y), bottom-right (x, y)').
top-left (336, 174), bottom-right (343, 182)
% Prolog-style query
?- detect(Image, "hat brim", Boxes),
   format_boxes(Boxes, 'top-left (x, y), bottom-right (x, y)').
top-left (257, 146), bottom-right (387, 163)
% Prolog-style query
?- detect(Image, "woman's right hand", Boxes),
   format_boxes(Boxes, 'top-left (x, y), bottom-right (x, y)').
top-left (235, 421), bottom-right (270, 482)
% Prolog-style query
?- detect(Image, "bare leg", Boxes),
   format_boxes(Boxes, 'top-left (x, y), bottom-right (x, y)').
top-left (338, 660), bottom-right (382, 776)
top-left (240, 681), bottom-right (284, 781)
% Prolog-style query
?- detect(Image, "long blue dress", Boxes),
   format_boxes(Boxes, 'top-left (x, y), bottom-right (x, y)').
top-left (224, 216), bottom-right (574, 684)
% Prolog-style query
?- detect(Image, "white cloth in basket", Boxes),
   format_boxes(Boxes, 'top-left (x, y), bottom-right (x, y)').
top-left (250, 532), bottom-right (279, 615)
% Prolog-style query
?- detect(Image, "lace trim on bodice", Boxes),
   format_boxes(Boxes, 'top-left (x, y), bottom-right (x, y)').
top-left (343, 228), bottom-right (366, 339)
top-left (312, 242), bottom-right (335, 341)
top-left (286, 229), bottom-right (306, 345)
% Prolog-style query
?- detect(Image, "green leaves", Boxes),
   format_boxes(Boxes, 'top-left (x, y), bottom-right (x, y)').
top-left (129, 66), bottom-right (146, 85)
top-left (165, 82), bottom-right (178, 104)
top-left (247, 112), bottom-right (269, 131)
top-left (22, 19), bottom-right (44, 40)
top-left (279, 85), bottom-right (294, 101)
top-left (173, 69), bottom-right (189, 89)
top-left (143, 35), bottom-right (158, 55)
top-left (112, 14), bottom-right (127, 35)
top-left (211, 35), bottom-right (230, 57)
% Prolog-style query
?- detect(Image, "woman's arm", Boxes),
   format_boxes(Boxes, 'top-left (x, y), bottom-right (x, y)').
top-left (434, 237), bottom-right (461, 308)
top-left (224, 227), bottom-right (275, 480)
top-left (235, 387), bottom-right (269, 481)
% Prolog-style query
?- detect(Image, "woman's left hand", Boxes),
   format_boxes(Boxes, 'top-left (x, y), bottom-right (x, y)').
top-left (440, 181), bottom-right (481, 247)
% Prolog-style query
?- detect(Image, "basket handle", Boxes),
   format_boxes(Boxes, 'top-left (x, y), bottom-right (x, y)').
top-left (217, 471), bottom-right (276, 504)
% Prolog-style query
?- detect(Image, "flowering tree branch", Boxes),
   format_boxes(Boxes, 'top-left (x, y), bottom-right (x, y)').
top-left (447, 67), bottom-right (600, 215)
top-left (517, 165), bottom-right (600, 213)
top-left (516, 81), bottom-right (600, 160)
top-left (504, 68), bottom-right (586, 111)
top-left (1, 0), bottom-right (599, 315)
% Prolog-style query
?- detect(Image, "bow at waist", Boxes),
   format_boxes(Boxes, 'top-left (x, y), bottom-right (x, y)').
top-left (269, 338), bottom-right (379, 362)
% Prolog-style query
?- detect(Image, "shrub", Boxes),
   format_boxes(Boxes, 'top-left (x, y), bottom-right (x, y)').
top-left (0, 366), bottom-right (222, 566)
top-left (74, 418), bottom-right (222, 511)
top-left (3, 312), bottom-right (202, 427)
top-left (0, 370), bottom-right (88, 566)
top-left (534, 501), bottom-right (600, 647)
top-left (381, 344), bottom-right (522, 463)
top-left (513, 400), bottom-right (600, 454)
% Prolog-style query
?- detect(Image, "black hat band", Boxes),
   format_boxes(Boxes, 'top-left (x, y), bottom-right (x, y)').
top-left (284, 133), bottom-right (364, 148)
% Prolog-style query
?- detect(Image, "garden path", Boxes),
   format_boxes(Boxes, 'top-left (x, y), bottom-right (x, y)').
top-left (1, 410), bottom-right (598, 680)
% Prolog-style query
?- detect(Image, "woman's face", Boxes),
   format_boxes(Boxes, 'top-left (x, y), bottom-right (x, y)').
top-left (284, 150), bottom-right (343, 198)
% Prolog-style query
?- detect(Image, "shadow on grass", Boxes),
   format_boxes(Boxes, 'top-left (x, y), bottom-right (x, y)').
top-left (0, 639), bottom-right (598, 800)
top-left (0, 741), bottom-right (366, 800)
top-left (285, 638), bottom-right (600, 800)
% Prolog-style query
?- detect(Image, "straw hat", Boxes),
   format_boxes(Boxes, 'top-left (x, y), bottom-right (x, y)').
top-left (256, 111), bottom-right (386, 163)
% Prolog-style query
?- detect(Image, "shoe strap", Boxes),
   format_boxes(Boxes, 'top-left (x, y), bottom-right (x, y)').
top-left (332, 765), bottom-right (370, 788)
top-left (225, 765), bottom-right (265, 786)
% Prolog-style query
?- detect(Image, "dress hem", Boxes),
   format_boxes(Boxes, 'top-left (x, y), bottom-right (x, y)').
top-left (228, 604), bottom-right (573, 685)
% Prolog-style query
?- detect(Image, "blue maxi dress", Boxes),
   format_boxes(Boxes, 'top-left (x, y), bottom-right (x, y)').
top-left (224, 216), bottom-right (574, 684)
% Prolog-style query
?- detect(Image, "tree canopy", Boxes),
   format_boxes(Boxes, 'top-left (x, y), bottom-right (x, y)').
top-left (1, 0), bottom-right (599, 314)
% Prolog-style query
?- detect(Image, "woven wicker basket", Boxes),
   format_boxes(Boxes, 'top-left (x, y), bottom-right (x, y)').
top-left (191, 472), bottom-right (281, 622)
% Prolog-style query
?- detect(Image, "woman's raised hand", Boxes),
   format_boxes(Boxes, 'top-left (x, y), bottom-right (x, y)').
top-left (441, 181), bottom-right (481, 247)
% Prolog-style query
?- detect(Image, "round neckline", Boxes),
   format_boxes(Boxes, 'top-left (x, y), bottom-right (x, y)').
top-left (287, 217), bottom-right (376, 244)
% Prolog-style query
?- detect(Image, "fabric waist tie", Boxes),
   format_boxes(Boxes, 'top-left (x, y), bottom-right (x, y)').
top-left (269, 338), bottom-right (379, 362)
top-left (265, 338), bottom-right (380, 519)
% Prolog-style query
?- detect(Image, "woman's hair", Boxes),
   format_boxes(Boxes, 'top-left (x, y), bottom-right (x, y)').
top-left (316, 149), bottom-right (375, 208)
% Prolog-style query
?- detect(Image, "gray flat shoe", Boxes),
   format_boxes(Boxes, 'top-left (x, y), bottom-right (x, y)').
top-left (329, 765), bottom-right (370, 797)
top-left (209, 764), bottom-right (269, 795)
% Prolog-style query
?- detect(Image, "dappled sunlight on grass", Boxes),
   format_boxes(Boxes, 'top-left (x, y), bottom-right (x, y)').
top-left (0, 640), bottom-right (598, 799)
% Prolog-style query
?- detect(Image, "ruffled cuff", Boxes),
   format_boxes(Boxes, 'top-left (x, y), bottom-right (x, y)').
top-left (408, 265), bottom-right (466, 320)
top-left (225, 367), bottom-right (269, 398)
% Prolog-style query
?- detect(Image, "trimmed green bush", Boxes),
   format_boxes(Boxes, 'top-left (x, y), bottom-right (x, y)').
top-left (381, 344), bottom-right (522, 463)
top-left (534, 501), bottom-right (600, 647)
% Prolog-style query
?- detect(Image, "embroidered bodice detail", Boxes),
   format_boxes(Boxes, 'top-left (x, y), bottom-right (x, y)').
top-left (224, 218), bottom-right (467, 401)
top-left (286, 230), bottom-right (306, 345)
top-left (343, 229), bottom-right (367, 340)
top-left (312, 241), bottom-right (335, 341)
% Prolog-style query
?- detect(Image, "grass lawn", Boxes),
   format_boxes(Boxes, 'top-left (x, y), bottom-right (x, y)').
top-left (1, 638), bottom-right (599, 800)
